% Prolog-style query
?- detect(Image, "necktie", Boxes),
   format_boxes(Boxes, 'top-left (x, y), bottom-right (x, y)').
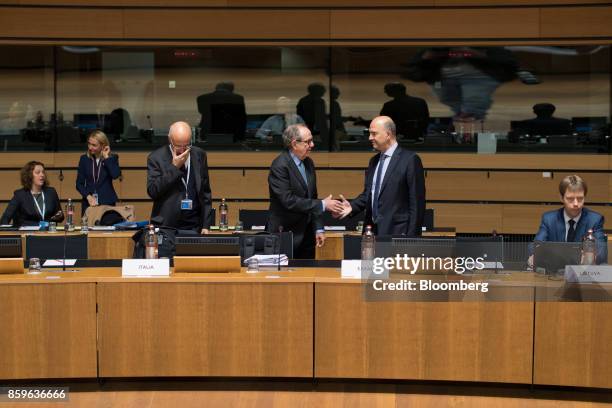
top-left (372, 154), bottom-right (387, 223)
top-left (297, 161), bottom-right (308, 187)
top-left (567, 219), bottom-right (576, 242)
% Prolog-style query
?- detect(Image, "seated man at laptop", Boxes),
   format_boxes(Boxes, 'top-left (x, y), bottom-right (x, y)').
top-left (529, 175), bottom-right (607, 266)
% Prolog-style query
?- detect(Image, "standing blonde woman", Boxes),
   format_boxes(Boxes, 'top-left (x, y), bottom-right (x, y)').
top-left (76, 130), bottom-right (121, 215)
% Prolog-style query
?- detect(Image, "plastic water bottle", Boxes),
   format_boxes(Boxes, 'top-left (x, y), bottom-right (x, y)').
top-left (145, 224), bottom-right (158, 259)
top-left (580, 229), bottom-right (597, 265)
top-left (361, 225), bottom-right (375, 260)
top-left (65, 198), bottom-right (74, 231)
top-left (219, 198), bottom-right (229, 231)
top-left (80, 218), bottom-right (88, 235)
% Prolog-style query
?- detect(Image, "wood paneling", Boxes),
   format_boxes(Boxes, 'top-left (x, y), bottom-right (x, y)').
top-left (88, 231), bottom-right (135, 259)
top-left (2, 152), bottom-right (609, 171)
top-left (124, 10), bottom-right (330, 40)
top-left (437, 0), bottom-right (610, 4)
top-left (115, 169), bottom-right (148, 200)
top-left (315, 283), bottom-right (533, 383)
top-left (0, 7), bottom-right (123, 39)
top-left (428, 203), bottom-right (504, 233)
top-left (541, 6), bottom-right (612, 38)
top-left (97, 282), bottom-right (313, 377)
top-left (0, 283), bottom-right (97, 379)
top-left (7, 0), bottom-right (226, 4)
top-left (534, 302), bottom-right (612, 388)
top-left (330, 9), bottom-right (539, 39)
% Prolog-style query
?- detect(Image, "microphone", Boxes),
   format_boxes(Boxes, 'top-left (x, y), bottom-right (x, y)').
top-left (62, 214), bottom-right (67, 272)
top-left (146, 115), bottom-right (153, 130)
top-left (277, 226), bottom-right (283, 272)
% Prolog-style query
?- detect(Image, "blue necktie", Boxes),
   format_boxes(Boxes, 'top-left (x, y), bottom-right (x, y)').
top-left (297, 161), bottom-right (308, 187)
top-left (372, 154), bottom-right (387, 223)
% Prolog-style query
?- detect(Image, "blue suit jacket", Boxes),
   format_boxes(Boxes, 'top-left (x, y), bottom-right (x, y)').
top-left (534, 207), bottom-right (607, 264)
top-left (76, 154), bottom-right (121, 212)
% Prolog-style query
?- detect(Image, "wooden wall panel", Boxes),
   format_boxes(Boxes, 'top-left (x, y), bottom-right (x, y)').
top-left (317, 170), bottom-right (364, 198)
top-left (315, 284), bottom-right (533, 383)
top-left (535, 302), bottom-right (612, 388)
top-left (330, 8), bottom-right (540, 39)
top-left (0, 7), bottom-right (124, 39)
top-left (115, 169), bottom-right (148, 200)
top-left (98, 282), bottom-right (313, 377)
top-left (0, 283), bottom-right (97, 380)
top-left (123, 10), bottom-right (330, 40)
top-left (7, 0), bottom-right (226, 4)
top-left (437, 0), bottom-right (610, 4)
top-left (2, 152), bottom-right (609, 172)
top-left (540, 6), bottom-right (612, 38)
top-left (428, 203), bottom-right (503, 233)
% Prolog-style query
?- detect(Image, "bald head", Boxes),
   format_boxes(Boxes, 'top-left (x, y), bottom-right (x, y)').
top-left (368, 116), bottom-right (396, 152)
top-left (168, 121), bottom-right (192, 154)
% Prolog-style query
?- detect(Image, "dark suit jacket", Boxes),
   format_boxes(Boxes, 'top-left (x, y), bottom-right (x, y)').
top-left (534, 207), bottom-right (607, 264)
top-left (267, 151), bottom-right (323, 253)
top-left (350, 146), bottom-right (426, 236)
top-left (196, 90), bottom-right (247, 139)
top-left (76, 154), bottom-right (121, 212)
top-left (380, 95), bottom-right (430, 139)
top-left (147, 145), bottom-right (212, 230)
top-left (0, 186), bottom-right (63, 227)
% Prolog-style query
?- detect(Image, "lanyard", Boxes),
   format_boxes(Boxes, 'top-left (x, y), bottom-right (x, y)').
top-left (31, 191), bottom-right (45, 220)
top-left (181, 159), bottom-right (191, 199)
top-left (92, 157), bottom-right (102, 184)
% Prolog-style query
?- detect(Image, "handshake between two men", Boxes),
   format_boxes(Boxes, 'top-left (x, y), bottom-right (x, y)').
top-left (321, 194), bottom-right (353, 220)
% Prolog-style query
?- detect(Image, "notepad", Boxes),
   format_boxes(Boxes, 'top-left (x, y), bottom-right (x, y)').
top-left (43, 259), bottom-right (77, 267)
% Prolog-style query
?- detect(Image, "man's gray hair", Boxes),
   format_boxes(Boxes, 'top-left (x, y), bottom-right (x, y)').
top-left (282, 124), bottom-right (306, 148)
top-left (382, 117), bottom-right (396, 136)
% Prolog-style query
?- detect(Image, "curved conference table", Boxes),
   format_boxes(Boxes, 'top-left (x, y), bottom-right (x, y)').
top-left (0, 263), bottom-right (610, 390)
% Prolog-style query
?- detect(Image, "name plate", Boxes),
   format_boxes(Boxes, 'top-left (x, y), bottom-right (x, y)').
top-left (565, 265), bottom-right (612, 283)
top-left (341, 260), bottom-right (362, 279)
top-left (122, 259), bottom-right (170, 277)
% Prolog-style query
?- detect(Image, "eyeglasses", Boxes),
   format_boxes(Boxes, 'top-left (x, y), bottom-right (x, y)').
top-left (297, 138), bottom-right (314, 145)
top-left (171, 142), bottom-right (192, 150)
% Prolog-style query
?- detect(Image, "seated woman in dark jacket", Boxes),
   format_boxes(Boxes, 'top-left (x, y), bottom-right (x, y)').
top-left (0, 161), bottom-right (64, 227)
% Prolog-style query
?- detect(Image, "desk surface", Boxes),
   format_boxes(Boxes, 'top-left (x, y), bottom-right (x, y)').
top-left (0, 267), bottom-right (610, 388)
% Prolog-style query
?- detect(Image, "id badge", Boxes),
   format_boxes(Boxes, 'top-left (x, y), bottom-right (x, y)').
top-left (181, 199), bottom-right (193, 210)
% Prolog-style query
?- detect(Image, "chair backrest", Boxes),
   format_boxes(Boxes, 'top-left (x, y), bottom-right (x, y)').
top-left (25, 235), bottom-right (88, 260)
top-left (238, 209), bottom-right (269, 229)
top-left (239, 231), bottom-right (293, 260)
top-left (423, 208), bottom-right (434, 230)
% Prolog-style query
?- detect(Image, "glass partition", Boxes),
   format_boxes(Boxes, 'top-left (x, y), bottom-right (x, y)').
top-left (0, 45), bottom-right (609, 153)
top-left (0, 46), bottom-right (54, 151)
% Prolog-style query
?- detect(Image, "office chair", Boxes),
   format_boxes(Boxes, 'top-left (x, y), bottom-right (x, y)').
top-left (238, 209), bottom-right (269, 229)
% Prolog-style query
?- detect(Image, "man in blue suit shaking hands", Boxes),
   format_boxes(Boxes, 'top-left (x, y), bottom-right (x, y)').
top-left (531, 175), bottom-right (607, 265)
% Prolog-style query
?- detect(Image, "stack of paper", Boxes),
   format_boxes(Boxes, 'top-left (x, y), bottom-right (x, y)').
top-left (89, 226), bottom-right (116, 231)
top-left (244, 254), bottom-right (288, 266)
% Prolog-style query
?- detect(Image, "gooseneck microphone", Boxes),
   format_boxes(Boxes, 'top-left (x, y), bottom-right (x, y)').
top-left (278, 226), bottom-right (283, 272)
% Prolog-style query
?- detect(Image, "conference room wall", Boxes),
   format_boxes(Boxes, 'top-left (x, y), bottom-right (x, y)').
top-left (2, 0), bottom-right (611, 5)
top-left (0, 44), bottom-right (609, 153)
top-left (0, 151), bottom-right (610, 233)
top-left (1, 5), bottom-right (612, 40)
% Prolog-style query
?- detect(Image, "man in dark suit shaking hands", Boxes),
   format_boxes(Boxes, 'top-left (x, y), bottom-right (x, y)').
top-left (336, 116), bottom-right (426, 236)
top-left (268, 124), bottom-right (341, 259)
top-left (147, 121), bottom-right (212, 234)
